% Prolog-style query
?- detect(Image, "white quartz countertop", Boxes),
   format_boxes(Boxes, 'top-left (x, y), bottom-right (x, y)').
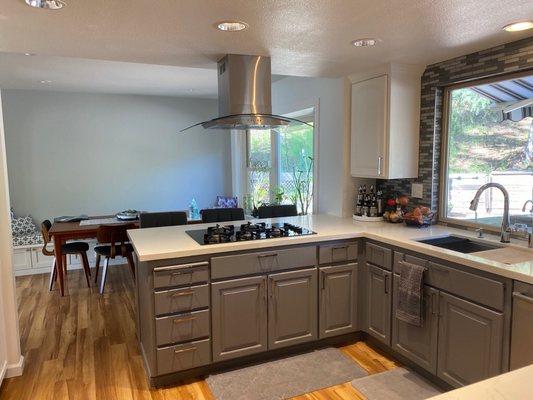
top-left (128, 214), bottom-right (533, 283)
top-left (429, 365), bottom-right (533, 400)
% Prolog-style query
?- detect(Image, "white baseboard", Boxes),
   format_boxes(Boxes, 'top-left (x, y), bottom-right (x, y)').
top-left (5, 355), bottom-right (24, 378)
top-left (14, 259), bottom-right (125, 277)
top-left (0, 359), bottom-right (7, 385)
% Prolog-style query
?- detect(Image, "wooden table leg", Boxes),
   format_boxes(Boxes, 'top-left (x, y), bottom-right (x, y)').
top-left (53, 236), bottom-right (65, 296)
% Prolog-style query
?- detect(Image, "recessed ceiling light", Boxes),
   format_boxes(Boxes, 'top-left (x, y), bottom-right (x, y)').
top-left (216, 21), bottom-right (248, 32)
top-left (24, 52), bottom-right (36, 56)
top-left (351, 38), bottom-right (379, 47)
top-left (25, 0), bottom-right (65, 10)
top-left (503, 21), bottom-right (533, 32)
top-left (39, 80), bottom-right (52, 84)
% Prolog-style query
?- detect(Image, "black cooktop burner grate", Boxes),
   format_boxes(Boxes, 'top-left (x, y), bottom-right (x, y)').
top-left (186, 221), bottom-right (316, 245)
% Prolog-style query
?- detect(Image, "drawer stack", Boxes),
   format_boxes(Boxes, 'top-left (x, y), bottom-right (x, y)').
top-left (152, 262), bottom-right (211, 375)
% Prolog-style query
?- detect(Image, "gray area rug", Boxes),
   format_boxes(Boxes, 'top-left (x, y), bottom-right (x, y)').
top-left (206, 347), bottom-right (368, 400)
top-left (351, 367), bottom-right (443, 400)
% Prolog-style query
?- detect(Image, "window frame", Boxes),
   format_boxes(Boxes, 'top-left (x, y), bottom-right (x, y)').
top-left (438, 69), bottom-right (533, 232)
top-left (244, 107), bottom-right (318, 213)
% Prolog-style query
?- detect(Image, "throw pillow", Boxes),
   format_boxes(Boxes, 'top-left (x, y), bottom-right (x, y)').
top-left (11, 216), bottom-right (37, 236)
top-left (215, 196), bottom-right (238, 208)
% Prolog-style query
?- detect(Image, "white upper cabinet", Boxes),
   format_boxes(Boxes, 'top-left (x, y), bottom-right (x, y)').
top-left (350, 64), bottom-right (422, 179)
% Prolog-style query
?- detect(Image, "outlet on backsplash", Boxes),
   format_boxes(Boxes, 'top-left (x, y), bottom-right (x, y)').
top-left (411, 183), bottom-right (423, 199)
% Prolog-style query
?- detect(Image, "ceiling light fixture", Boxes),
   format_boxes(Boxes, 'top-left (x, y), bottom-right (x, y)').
top-left (39, 80), bottom-right (52, 84)
top-left (351, 38), bottom-right (379, 47)
top-left (503, 21), bottom-right (533, 32)
top-left (25, 0), bottom-right (65, 10)
top-left (216, 21), bottom-right (248, 32)
top-left (24, 52), bottom-right (36, 56)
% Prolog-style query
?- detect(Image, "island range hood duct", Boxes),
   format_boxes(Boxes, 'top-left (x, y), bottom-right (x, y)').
top-left (180, 54), bottom-right (311, 131)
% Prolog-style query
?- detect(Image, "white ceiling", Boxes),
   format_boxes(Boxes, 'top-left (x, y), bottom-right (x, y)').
top-left (0, 53), bottom-right (219, 98)
top-left (0, 0), bottom-right (531, 94)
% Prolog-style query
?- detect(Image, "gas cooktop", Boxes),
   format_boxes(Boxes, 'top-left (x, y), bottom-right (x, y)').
top-left (186, 221), bottom-right (316, 245)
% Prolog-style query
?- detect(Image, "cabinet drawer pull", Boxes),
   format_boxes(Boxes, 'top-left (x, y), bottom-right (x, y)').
top-left (174, 347), bottom-right (196, 354)
top-left (173, 316), bottom-right (196, 324)
top-left (377, 156), bottom-right (383, 176)
top-left (321, 271), bottom-right (326, 290)
top-left (258, 253), bottom-right (278, 259)
top-left (171, 291), bottom-right (194, 297)
top-left (332, 245), bottom-right (348, 251)
top-left (171, 271), bottom-right (191, 276)
top-left (384, 274), bottom-right (389, 294)
top-left (513, 292), bottom-right (533, 304)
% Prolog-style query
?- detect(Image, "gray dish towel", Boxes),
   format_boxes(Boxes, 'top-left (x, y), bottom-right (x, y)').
top-left (396, 261), bottom-right (426, 326)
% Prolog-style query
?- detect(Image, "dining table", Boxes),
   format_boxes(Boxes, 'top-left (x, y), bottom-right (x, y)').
top-left (48, 215), bottom-right (140, 296)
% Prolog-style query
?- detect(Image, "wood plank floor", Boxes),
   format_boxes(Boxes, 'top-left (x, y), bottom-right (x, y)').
top-left (0, 267), bottom-right (398, 400)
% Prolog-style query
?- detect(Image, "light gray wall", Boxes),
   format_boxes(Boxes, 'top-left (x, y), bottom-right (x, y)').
top-left (272, 76), bottom-right (346, 216)
top-left (2, 90), bottom-right (231, 222)
top-left (272, 77), bottom-right (375, 217)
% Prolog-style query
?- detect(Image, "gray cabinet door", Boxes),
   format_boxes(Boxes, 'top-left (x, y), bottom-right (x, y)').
top-left (211, 276), bottom-right (267, 362)
top-left (319, 263), bottom-right (358, 338)
top-left (366, 264), bottom-right (392, 345)
top-left (392, 277), bottom-right (439, 374)
top-left (268, 268), bottom-right (318, 350)
top-left (511, 286), bottom-right (533, 370)
top-left (437, 292), bottom-right (504, 387)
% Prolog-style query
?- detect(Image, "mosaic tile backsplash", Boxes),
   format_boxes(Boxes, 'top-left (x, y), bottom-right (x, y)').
top-left (377, 36), bottom-right (533, 212)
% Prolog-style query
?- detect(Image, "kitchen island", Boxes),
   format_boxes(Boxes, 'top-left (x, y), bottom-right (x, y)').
top-left (128, 214), bottom-right (533, 389)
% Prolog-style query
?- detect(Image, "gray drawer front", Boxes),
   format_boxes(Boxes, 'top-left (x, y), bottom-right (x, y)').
top-left (211, 245), bottom-right (317, 280)
top-left (155, 309), bottom-right (210, 346)
top-left (427, 262), bottom-right (504, 311)
top-left (394, 252), bottom-right (505, 311)
top-left (393, 252), bottom-right (429, 273)
top-left (319, 242), bottom-right (358, 265)
top-left (154, 284), bottom-right (209, 316)
top-left (365, 242), bottom-right (392, 270)
top-left (153, 262), bottom-right (209, 289)
top-left (156, 338), bottom-right (211, 375)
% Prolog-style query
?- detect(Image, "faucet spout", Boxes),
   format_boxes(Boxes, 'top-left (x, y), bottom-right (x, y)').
top-left (469, 183), bottom-right (511, 243)
top-left (522, 200), bottom-right (533, 213)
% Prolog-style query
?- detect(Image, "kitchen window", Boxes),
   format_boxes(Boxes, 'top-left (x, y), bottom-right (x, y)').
top-left (246, 109), bottom-right (316, 214)
top-left (440, 72), bottom-right (533, 230)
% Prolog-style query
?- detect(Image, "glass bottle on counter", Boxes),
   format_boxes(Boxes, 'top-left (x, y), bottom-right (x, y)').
top-left (376, 190), bottom-right (384, 216)
top-left (361, 185), bottom-right (369, 217)
top-left (355, 186), bottom-right (364, 216)
top-left (369, 186), bottom-right (378, 217)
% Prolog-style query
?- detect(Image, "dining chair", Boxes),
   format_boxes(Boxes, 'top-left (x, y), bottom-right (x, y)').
top-left (139, 211), bottom-right (187, 228)
top-left (42, 220), bottom-right (92, 292)
top-left (200, 208), bottom-right (245, 223)
top-left (257, 204), bottom-right (298, 219)
top-left (94, 223), bottom-right (137, 294)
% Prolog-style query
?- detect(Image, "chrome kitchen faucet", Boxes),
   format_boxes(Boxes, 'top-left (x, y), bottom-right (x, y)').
top-left (469, 183), bottom-right (511, 243)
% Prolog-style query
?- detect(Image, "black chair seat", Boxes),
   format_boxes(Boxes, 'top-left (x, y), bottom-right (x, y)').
top-left (140, 211), bottom-right (187, 228)
top-left (200, 208), bottom-right (245, 223)
top-left (257, 204), bottom-right (298, 219)
top-left (94, 243), bottom-right (134, 257)
top-left (61, 241), bottom-right (90, 254)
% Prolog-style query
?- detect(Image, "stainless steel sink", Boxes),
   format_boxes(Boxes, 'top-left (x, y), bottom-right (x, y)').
top-left (417, 235), bottom-right (501, 254)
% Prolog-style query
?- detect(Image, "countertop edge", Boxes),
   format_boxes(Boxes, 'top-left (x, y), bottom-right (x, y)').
top-left (130, 227), bottom-right (533, 284)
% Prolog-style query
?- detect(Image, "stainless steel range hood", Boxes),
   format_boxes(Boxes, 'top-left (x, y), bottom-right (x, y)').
top-left (180, 54), bottom-right (310, 131)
